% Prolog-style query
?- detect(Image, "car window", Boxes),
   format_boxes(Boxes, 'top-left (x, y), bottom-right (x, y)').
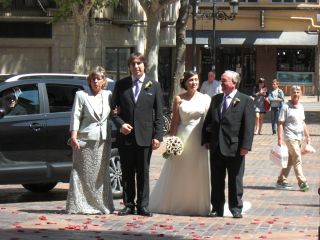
top-left (0, 84), bottom-right (39, 117)
top-left (46, 84), bottom-right (84, 113)
top-left (105, 80), bottom-right (114, 92)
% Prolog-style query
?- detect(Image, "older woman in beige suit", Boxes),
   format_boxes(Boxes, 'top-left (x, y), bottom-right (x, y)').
top-left (66, 66), bottom-right (114, 214)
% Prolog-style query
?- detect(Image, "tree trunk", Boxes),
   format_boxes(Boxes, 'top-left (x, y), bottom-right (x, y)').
top-left (139, 0), bottom-right (179, 82)
top-left (169, 0), bottom-right (189, 108)
top-left (145, 11), bottom-right (161, 82)
top-left (71, 1), bottom-right (94, 74)
top-left (73, 15), bottom-right (89, 74)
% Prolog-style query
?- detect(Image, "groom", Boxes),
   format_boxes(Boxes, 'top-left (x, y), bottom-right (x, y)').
top-left (202, 70), bottom-right (255, 218)
top-left (111, 52), bottom-right (164, 217)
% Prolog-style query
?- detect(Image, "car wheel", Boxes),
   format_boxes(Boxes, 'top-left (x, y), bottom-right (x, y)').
top-left (22, 182), bottom-right (57, 193)
top-left (109, 148), bottom-right (122, 198)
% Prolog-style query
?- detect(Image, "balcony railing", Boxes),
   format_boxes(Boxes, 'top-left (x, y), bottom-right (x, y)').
top-left (94, 0), bottom-right (178, 25)
top-left (0, 0), bottom-right (178, 25)
top-left (0, 0), bottom-right (55, 17)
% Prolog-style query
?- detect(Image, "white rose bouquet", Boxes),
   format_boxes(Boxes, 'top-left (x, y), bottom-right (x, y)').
top-left (162, 136), bottom-right (184, 159)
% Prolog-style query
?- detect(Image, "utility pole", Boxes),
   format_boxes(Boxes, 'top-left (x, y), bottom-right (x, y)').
top-left (192, 0), bottom-right (198, 72)
top-left (212, 0), bottom-right (216, 71)
top-left (317, 14), bottom-right (320, 102)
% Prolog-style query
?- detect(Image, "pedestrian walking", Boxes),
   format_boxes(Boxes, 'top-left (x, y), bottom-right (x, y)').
top-left (276, 85), bottom-right (311, 191)
top-left (253, 78), bottom-right (268, 135)
top-left (268, 79), bottom-right (284, 135)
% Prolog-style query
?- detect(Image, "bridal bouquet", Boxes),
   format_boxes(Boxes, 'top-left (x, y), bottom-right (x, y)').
top-left (162, 136), bottom-right (184, 159)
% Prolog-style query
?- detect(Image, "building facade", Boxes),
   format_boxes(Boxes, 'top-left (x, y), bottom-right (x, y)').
top-left (0, 0), bottom-right (179, 105)
top-left (187, 0), bottom-right (320, 96)
top-left (1, 0), bottom-right (319, 97)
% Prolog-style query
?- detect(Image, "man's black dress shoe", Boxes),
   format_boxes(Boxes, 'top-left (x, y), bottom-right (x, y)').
top-left (137, 207), bottom-right (153, 217)
top-left (232, 212), bottom-right (243, 218)
top-left (118, 206), bottom-right (135, 216)
top-left (208, 211), bottom-right (223, 217)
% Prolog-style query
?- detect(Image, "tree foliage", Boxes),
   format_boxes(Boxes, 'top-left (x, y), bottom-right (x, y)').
top-left (52, 0), bottom-right (118, 73)
top-left (169, 0), bottom-right (189, 107)
top-left (0, 0), bottom-right (12, 8)
top-left (138, 0), bottom-right (179, 82)
top-left (53, 0), bottom-right (118, 20)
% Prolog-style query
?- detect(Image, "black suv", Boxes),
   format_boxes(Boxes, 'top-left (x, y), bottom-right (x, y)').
top-left (0, 73), bottom-right (122, 197)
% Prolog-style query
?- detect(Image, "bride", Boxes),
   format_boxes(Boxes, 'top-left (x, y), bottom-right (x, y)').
top-left (149, 71), bottom-right (211, 216)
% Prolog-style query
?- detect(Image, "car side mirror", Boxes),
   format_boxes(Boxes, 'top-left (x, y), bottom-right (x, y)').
top-left (0, 108), bottom-right (5, 119)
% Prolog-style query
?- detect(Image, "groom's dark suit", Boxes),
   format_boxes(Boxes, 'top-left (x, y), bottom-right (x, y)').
top-left (202, 90), bottom-right (254, 216)
top-left (111, 76), bottom-right (163, 209)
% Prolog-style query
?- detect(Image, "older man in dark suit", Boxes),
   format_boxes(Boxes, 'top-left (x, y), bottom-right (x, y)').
top-left (111, 52), bottom-right (163, 217)
top-left (202, 70), bottom-right (255, 218)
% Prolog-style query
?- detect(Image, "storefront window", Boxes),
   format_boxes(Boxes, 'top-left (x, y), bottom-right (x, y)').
top-left (276, 48), bottom-right (314, 84)
top-left (277, 48), bottom-right (314, 72)
top-left (271, 0), bottom-right (318, 3)
top-left (276, 72), bottom-right (313, 84)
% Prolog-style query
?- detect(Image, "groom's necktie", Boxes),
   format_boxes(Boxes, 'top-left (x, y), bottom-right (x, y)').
top-left (221, 95), bottom-right (229, 117)
top-left (133, 79), bottom-right (140, 102)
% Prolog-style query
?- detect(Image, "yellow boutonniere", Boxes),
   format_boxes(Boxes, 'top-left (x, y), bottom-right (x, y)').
top-left (233, 97), bottom-right (240, 107)
top-left (144, 81), bottom-right (152, 89)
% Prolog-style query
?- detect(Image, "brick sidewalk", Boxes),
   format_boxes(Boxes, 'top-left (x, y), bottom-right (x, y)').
top-left (0, 122), bottom-right (319, 239)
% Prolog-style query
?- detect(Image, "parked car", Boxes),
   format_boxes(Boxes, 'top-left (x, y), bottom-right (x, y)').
top-left (0, 73), bottom-right (122, 197)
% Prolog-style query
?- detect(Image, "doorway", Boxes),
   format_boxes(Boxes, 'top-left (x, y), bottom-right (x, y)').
top-left (216, 47), bottom-right (256, 95)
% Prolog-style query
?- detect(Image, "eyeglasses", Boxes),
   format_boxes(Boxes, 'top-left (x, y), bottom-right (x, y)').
top-left (221, 79), bottom-right (232, 83)
top-left (291, 85), bottom-right (301, 91)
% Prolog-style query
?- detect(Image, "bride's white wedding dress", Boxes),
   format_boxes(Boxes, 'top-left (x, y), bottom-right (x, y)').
top-left (149, 93), bottom-right (211, 216)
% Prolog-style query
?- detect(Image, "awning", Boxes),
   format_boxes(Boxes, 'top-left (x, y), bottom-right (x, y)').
top-left (186, 31), bottom-right (318, 46)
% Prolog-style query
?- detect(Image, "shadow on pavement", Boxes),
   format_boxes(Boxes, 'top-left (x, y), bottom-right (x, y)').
top-left (19, 209), bottom-right (66, 214)
top-left (279, 203), bottom-right (320, 208)
top-left (244, 185), bottom-right (275, 190)
top-left (0, 229), bottom-right (186, 239)
top-left (0, 189), bottom-right (67, 204)
top-left (305, 111), bottom-right (320, 124)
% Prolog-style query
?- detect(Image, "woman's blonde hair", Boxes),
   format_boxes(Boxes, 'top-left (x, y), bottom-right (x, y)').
top-left (87, 66), bottom-right (108, 88)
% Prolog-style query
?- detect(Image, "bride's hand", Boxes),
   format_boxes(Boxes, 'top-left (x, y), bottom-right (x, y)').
top-left (152, 139), bottom-right (160, 150)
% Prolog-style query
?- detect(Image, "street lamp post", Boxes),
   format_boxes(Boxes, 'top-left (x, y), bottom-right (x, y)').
top-left (211, 0), bottom-right (239, 71)
top-left (192, 0), bottom-right (200, 72)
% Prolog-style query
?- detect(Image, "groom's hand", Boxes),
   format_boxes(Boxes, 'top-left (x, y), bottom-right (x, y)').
top-left (120, 123), bottom-right (133, 135)
top-left (240, 148), bottom-right (249, 156)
